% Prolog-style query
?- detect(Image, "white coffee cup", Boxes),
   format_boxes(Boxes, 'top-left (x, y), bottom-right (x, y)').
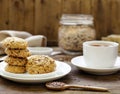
top-left (83, 40), bottom-right (119, 68)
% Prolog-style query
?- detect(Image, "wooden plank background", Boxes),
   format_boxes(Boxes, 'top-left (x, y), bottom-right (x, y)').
top-left (0, 0), bottom-right (120, 46)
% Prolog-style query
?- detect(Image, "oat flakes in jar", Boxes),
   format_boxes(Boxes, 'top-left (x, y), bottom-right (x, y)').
top-left (58, 14), bottom-right (96, 55)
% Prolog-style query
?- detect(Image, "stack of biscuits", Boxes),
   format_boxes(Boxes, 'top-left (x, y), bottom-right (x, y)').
top-left (2, 37), bottom-right (31, 73)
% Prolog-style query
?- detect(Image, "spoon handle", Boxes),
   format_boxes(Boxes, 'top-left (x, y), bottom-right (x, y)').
top-left (66, 85), bottom-right (108, 92)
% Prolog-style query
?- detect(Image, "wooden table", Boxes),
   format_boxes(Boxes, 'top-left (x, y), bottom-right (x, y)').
top-left (0, 47), bottom-right (120, 94)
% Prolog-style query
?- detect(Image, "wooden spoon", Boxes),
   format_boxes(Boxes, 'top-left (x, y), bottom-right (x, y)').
top-left (46, 82), bottom-right (109, 92)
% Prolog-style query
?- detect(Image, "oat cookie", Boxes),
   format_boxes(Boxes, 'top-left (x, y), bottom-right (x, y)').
top-left (2, 37), bottom-right (28, 49)
top-left (5, 65), bottom-right (26, 73)
top-left (5, 48), bottom-right (31, 58)
top-left (26, 55), bottom-right (56, 74)
top-left (5, 56), bottom-right (27, 66)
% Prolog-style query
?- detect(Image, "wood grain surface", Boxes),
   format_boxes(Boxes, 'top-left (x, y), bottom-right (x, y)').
top-left (0, 0), bottom-right (9, 30)
top-left (0, 0), bottom-right (120, 45)
top-left (0, 47), bottom-right (120, 94)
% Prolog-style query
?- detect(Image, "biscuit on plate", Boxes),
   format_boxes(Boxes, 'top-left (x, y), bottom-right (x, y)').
top-left (5, 56), bottom-right (27, 66)
top-left (26, 55), bottom-right (56, 74)
top-left (5, 65), bottom-right (26, 73)
top-left (5, 48), bottom-right (31, 58)
top-left (2, 37), bottom-right (28, 49)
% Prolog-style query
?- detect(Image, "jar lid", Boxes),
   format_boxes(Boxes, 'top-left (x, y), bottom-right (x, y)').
top-left (60, 14), bottom-right (94, 25)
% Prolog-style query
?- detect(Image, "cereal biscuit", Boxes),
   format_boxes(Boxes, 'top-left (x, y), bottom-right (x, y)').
top-left (5, 65), bottom-right (26, 73)
top-left (26, 55), bottom-right (56, 74)
top-left (2, 37), bottom-right (28, 49)
top-left (5, 56), bottom-right (27, 66)
top-left (5, 48), bottom-right (31, 58)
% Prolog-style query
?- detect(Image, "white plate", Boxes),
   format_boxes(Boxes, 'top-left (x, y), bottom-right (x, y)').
top-left (28, 47), bottom-right (53, 55)
top-left (71, 56), bottom-right (120, 75)
top-left (0, 61), bottom-right (71, 83)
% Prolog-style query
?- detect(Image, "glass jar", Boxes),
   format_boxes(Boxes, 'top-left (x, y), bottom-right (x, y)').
top-left (58, 14), bottom-right (96, 55)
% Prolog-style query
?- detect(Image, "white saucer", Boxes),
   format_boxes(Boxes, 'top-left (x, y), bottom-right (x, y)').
top-left (0, 61), bottom-right (71, 83)
top-left (71, 56), bottom-right (120, 75)
top-left (28, 47), bottom-right (53, 55)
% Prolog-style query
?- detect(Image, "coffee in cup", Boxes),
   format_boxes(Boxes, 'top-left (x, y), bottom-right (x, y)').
top-left (90, 42), bottom-right (114, 47)
top-left (83, 41), bottom-right (119, 68)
